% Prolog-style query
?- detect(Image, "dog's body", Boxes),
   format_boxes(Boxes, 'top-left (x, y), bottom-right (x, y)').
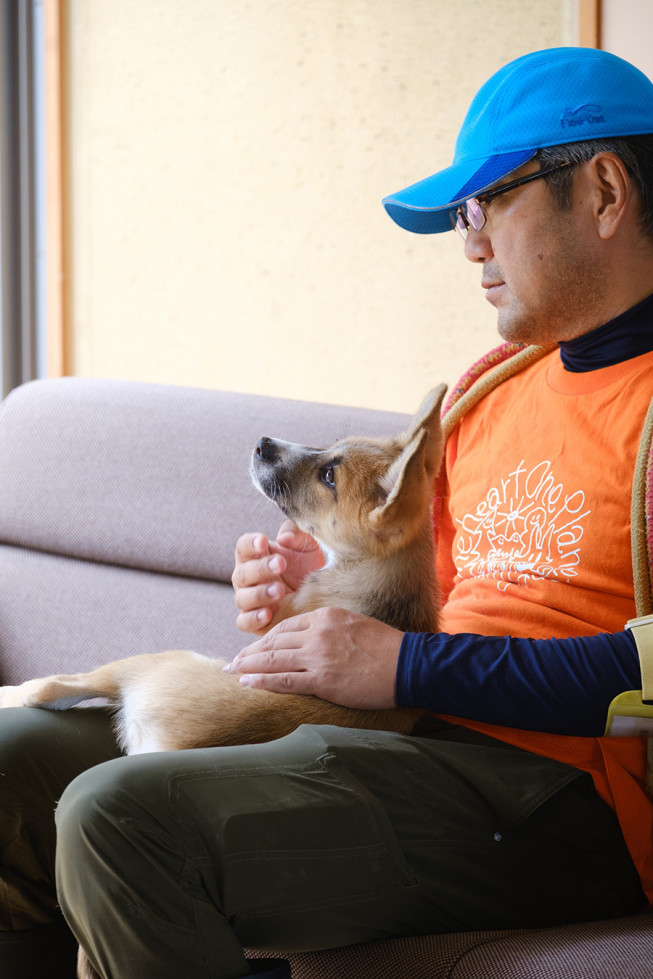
top-left (0, 383), bottom-right (446, 757)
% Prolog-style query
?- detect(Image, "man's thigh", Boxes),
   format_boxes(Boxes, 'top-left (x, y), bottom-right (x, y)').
top-left (210, 724), bottom-right (644, 947)
top-left (56, 722), bottom-right (645, 954)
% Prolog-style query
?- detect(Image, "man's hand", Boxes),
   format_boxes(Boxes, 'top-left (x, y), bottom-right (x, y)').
top-left (232, 521), bottom-right (325, 634)
top-left (225, 607), bottom-right (404, 709)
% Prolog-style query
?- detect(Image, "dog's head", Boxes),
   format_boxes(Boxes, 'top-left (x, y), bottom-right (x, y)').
top-left (251, 384), bottom-right (447, 562)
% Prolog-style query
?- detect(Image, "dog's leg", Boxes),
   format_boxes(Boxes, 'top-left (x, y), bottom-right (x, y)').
top-left (0, 674), bottom-right (106, 710)
top-left (0, 654), bottom-right (172, 711)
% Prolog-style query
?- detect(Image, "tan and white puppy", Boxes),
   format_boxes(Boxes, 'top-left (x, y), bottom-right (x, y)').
top-left (0, 384), bottom-right (446, 755)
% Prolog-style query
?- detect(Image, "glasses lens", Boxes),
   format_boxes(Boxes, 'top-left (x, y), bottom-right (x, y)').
top-left (450, 207), bottom-right (468, 240)
top-left (466, 198), bottom-right (486, 232)
top-left (450, 198), bottom-right (486, 240)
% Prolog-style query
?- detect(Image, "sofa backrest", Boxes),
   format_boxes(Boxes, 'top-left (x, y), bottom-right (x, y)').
top-left (0, 378), bottom-right (410, 684)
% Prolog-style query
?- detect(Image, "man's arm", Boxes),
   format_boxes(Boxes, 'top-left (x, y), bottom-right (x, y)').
top-left (227, 612), bottom-right (641, 736)
top-left (397, 629), bottom-right (642, 736)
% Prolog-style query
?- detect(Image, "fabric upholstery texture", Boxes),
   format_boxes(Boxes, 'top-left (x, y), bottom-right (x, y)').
top-left (0, 378), bottom-right (409, 581)
top-left (0, 544), bottom-right (239, 683)
top-left (247, 913), bottom-right (653, 977)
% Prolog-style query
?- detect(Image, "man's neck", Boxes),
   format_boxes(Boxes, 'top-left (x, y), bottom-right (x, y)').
top-left (558, 291), bottom-right (653, 372)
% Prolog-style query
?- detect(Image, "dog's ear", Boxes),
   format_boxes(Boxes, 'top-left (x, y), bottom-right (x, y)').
top-left (402, 383), bottom-right (447, 477)
top-left (368, 384), bottom-right (447, 539)
top-left (369, 427), bottom-right (430, 538)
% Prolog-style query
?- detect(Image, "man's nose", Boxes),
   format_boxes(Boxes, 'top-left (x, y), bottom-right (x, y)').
top-left (464, 227), bottom-right (493, 263)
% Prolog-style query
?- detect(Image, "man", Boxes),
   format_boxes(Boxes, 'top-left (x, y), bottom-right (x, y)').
top-left (2, 46), bottom-right (653, 979)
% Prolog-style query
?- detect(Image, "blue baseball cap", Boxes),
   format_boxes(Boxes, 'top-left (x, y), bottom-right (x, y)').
top-left (383, 47), bottom-right (653, 235)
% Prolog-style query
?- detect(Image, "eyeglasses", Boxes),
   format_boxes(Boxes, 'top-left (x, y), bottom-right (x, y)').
top-left (449, 162), bottom-right (576, 240)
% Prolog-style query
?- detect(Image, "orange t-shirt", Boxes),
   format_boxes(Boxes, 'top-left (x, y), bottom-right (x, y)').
top-left (436, 348), bottom-right (653, 903)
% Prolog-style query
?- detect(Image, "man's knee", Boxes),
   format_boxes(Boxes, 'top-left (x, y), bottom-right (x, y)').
top-left (56, 752), bottom-right (170, 856)
top-left (55, 752), bottom-right (179, 932)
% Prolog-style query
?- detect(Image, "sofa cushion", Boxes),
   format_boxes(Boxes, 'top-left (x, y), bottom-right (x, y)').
top-left (0, 378), bottom-right (409, 581)
top-left (0, 545), bottom-right (241, 685)
top-left (247, 910), bottom-right (653, 978)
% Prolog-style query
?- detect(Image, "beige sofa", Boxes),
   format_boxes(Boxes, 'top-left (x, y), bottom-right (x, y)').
top-left (0, 377), bottom-right (650, 978)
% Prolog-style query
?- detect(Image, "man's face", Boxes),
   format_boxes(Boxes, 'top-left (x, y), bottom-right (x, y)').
top-left (461, 163), bottom-right (607, 345)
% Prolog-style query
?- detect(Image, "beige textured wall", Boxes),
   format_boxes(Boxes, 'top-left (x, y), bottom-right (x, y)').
top-left (63, 0), bottom-right (576, 412)
top-left (602, 0), bottom-right (653, 78)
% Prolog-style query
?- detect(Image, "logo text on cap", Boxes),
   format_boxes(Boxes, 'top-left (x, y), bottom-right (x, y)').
top-left (561, 104), bottom-right (605, 129)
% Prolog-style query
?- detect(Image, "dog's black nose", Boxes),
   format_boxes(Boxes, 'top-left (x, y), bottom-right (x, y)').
top-left (256, 437), bottom-right (279, 462)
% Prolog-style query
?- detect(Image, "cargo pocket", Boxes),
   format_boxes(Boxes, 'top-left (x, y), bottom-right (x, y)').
top-left (217, 749), bottom-right (418, 919)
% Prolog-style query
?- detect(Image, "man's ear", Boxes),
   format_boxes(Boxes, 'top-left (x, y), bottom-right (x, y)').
top-left (587, 152), bottom-right (631, 240)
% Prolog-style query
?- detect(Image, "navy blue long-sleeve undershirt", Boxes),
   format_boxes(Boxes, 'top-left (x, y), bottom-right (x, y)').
top-left (396, 629), bottom-right (641, 737)
top-left (396, 297), bottom-right (653, 739)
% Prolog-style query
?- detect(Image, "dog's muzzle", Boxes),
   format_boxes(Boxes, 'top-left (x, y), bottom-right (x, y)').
top-left (251, 437), bottom-right (318, 519)
top-left (251, 437), bottom-right (291, 511)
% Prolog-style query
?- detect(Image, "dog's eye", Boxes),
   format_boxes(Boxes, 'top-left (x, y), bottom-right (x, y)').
top-left (321, 466), bottom-right (336, 488)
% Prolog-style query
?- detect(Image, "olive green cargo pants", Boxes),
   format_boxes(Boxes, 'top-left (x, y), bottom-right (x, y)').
top-left (0, 706), bottom-right (646, 978)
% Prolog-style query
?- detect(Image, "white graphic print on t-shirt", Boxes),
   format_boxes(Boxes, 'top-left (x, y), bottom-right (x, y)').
top-left (454, 459), bottom-right (591, 591)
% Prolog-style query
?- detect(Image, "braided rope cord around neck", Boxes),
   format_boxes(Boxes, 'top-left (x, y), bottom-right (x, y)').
top-left (631, 397), bottom-right (653, 617)
top-left (441, 343), bottom-right (554, 440)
